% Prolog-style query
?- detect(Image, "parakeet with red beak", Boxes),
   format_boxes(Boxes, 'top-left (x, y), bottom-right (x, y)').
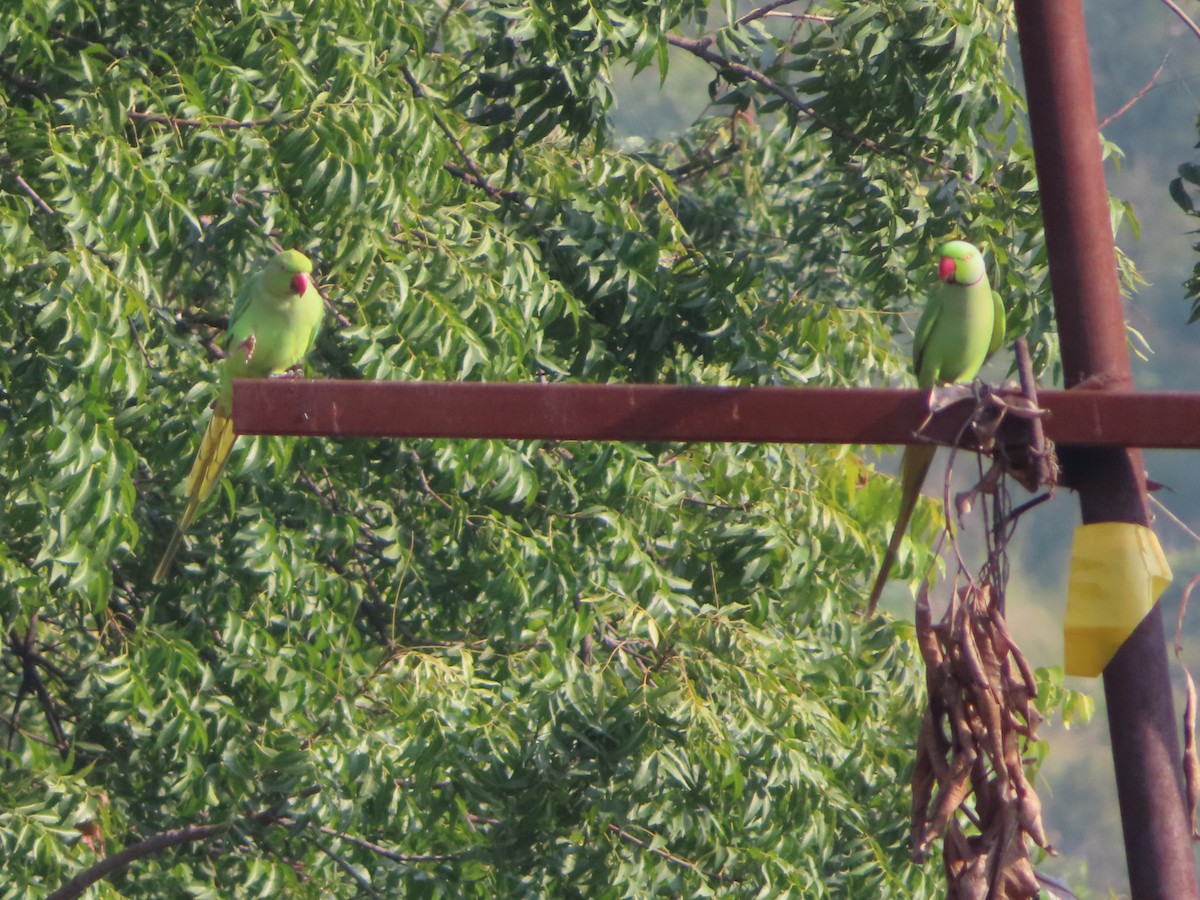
top-left (153, 249), bottom-right (323, 583)
top-left (867, 240), bottom-right (1005, 613)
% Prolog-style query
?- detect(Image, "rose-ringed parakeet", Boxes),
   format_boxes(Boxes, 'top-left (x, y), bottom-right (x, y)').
top-left (866, 240), bottom-right (1005, 614)
top-left (153, 249), bottom-right (324, 583)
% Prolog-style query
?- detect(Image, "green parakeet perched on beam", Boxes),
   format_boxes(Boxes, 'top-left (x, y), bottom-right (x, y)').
top-left (153, 249), bottom-right (324, 584)
top-left (866, 240), bottom-right (1005, 614)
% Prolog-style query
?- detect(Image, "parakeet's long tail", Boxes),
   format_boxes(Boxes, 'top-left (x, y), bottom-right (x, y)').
top-left (152, 412), bottom-right (237, 584)
top-left (866, 444), bottom-right (937, 615)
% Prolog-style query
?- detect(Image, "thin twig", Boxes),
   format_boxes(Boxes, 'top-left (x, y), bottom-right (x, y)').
top-left (14, 175), bottom-right (56, 216)
top-left (1151, 494), bottom-right (1200, 545)
top-left (1014, 338), bottom-right (1052, 491)
top-left (318, 825), bottom-right (458, 863)
top-left (1098, 58), bottom-right (1168, 130)
top-left (0, 713), bottom-right (59, 748)
top-left (1173, 572), bottom-right (1200, 655)
top-left (442, 161), bottom-right (526, 203)
top-left (1160, 0), bottom-right (1200, 41)
top-left (941, 393), bottom-right (987, 595)
top-left (127, 109), bottom-right (279, 130)
top-left (735, 0), bottom-right (801, 28)
top-left (315, 281), bottom-right (354, 330)
top-left (316, 842), bottom-right (384, 898)
top-left (418, 468), bottom-right (454, 511)
top-left (666, 142), bottom-right (740, 182)
top-left (401, 66), bottom-right (506, 203)
top-left (1005, 492), bottom-right (1052, 523)
top-left (765, 11), bottom-right (835, 22)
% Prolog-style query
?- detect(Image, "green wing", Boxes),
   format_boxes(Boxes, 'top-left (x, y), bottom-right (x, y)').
top-left (987, 289), bottom-right (1006, 359)
top-left (226, 273), bottom-right (258, 335)
top-left (910, 293), bottom-right (943, 387)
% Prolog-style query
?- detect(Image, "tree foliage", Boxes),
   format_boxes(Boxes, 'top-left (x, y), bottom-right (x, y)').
top-left (1171, 158), bottom-right (1200, 322)
top-left (1, 0), bottom-right (1056, 895)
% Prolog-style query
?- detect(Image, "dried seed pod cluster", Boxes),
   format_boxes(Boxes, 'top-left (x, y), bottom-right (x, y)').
top-left (911, 582), bottom-right (1052, 898)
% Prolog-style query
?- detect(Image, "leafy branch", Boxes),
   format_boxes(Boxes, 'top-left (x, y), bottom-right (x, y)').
top-left (664, 34), bottom-right (941, 170)
top-left (401, 66), bottom-right (524, 205)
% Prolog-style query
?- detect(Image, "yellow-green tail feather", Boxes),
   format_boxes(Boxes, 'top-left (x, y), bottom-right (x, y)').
top-left (867, 444), bottom-right (937, 615)
top-left (152, 413), bottom-right (237, 584)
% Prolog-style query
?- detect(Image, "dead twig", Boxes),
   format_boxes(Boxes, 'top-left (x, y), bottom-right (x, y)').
top-left (1098, 58), bottom-right (1168, 130)
top-left (1159, 0), bottom-right (1200, 41)
top-left (1014, 338), bottom-right (1054, 492)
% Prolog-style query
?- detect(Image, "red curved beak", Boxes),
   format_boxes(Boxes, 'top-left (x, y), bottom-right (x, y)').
top-left (938, 256), bottom-right (957, 282)
top-left (290, 272), bottom-right (310, 295)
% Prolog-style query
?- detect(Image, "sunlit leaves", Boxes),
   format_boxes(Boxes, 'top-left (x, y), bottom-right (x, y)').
top-left (1170, 161), bottom-right (1200, 322)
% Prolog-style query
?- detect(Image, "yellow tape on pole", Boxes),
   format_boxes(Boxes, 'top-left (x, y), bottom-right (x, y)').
top-left (1064, 523), bottom-right (1172, 677)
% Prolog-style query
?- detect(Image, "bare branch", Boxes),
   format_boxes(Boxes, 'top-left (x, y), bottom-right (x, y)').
top-left (1160, 0), bottom-right (1200, 41)
top-left (47, 823), bottom-right (232, 900)
top-left (1098, 58), bottom-right (1168, 130)
top-left (1151, 494), bottom-right (1200, 546)
top-left (48, 786), bottom-right (321, 900)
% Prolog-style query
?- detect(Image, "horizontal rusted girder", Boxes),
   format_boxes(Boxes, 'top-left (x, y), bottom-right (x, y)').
top-left (232, 379), bottom-right (1200, 449)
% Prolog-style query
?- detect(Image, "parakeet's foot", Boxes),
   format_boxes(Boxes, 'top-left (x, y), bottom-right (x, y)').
top-left (927, 382), bottom-right (976, 412)
top-left (270, 364), bottom-right (306, 379)
top-left (234, 334), bottom-right (257, 363)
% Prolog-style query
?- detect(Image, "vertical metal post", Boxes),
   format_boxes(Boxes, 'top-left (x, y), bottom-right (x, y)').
top-left (1013, 1), bottom-right (1199, 895)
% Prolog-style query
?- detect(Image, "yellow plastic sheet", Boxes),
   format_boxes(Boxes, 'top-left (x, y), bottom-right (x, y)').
top-left (1064, 523), bottom-right (1172, 677)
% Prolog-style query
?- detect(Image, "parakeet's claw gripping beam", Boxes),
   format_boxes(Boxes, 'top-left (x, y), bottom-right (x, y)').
top-left (233, 379), bottom-right (1200, 451)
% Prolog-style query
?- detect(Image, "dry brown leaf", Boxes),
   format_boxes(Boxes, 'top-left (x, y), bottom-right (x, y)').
top-left (911, 584), bottom-right (1047, 899)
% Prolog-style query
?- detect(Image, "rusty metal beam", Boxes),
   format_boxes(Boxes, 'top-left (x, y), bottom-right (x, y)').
top-left (234, 379), bottom-right (1200, 450)
top-left (1015, 0), bottom-right (1199, 895)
